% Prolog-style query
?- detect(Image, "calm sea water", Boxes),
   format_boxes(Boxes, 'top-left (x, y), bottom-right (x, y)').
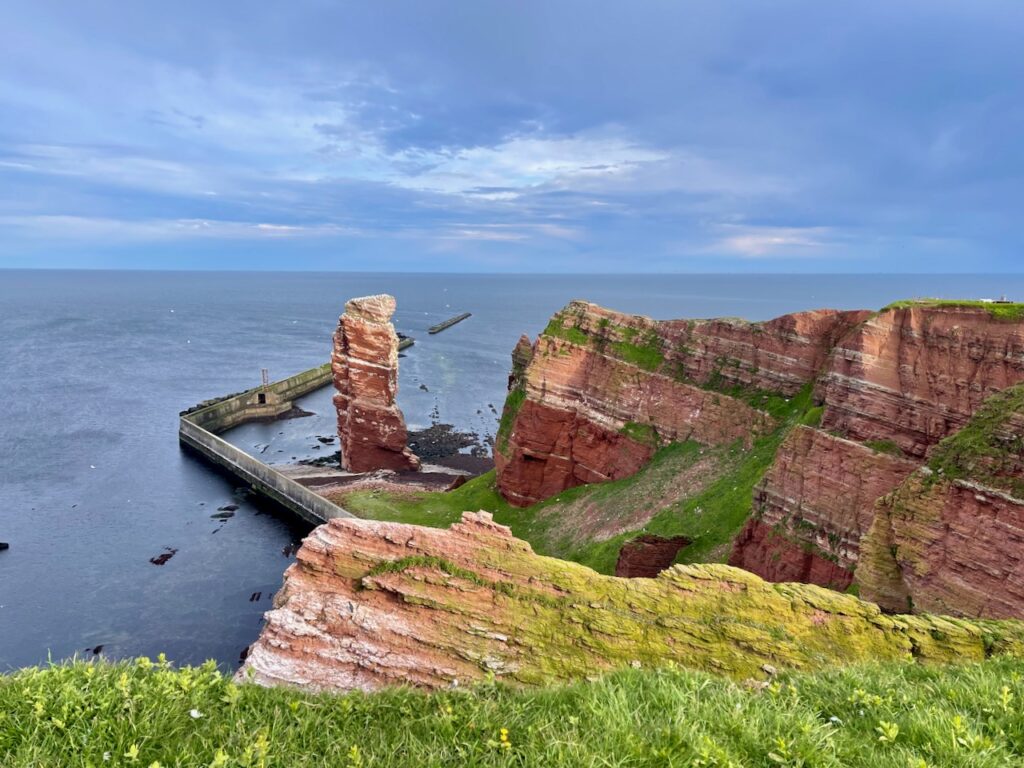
top-left (3, 271), bottom-right (1024, 671)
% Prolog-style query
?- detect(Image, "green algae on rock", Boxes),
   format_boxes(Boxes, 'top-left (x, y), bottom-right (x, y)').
top-left (239, 512), bottom-right (1024, 692)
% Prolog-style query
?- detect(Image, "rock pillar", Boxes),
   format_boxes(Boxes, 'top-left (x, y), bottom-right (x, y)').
top-left (333, 294), bottom-right (420, 472)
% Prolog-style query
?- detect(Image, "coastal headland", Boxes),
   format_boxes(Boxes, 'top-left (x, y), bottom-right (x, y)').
top-left (191, 294), bottom-right (1024, 694)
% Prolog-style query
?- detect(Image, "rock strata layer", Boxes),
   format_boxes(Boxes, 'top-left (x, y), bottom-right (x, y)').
top-left (729, 426), bottom-right (918, 589)
top-left (495, 301), bottom-right (868, 506)
top-left (818, 305), bottom-right (1024, 458)
top-left (724, 304), bottom-right (1024, 609)
top-left (857, 384), bottom-right (1024, 617)
top-left (239, 512), bottom-right (1024, 692)
top-left (333, 294), bottom-right (420, 473)
top-left (858, 474), bottom-right (1024, 618)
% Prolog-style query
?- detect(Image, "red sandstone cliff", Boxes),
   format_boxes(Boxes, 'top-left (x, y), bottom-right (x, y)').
top-left (663, 308), bottom-right (872, 397)
top-left (333, 294), bottom-right (420, 473)
top-left (495, 301), bottom-right (868, 506)
top-left (818, 305), bottom-right (1024, 458)
top-left (858, 473), bottom-right (1024, 618)
top-left (729, 426), bottom-right (917, 589)
top-left (238, 512), bottom-right (1024, 692)
top-left (730, 305), bottom-right (1024, 613)
top-left (856, 384), bottom-right (1024, 618)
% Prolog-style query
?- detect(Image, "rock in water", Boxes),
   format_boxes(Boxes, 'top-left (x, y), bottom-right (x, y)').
top-left (332, 295), bottom-right (420, 473)
top-left (238, 511), bottom-right (1024, 693)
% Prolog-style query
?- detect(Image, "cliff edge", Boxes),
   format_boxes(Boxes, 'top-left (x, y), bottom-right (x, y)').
top-left (239, 511), bottom-right (1024, 692)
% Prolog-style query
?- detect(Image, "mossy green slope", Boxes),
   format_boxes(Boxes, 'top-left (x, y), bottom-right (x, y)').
top-left (926, 382), bottom-right (1024, 498)
top-left (351, 518), bottom-right (1024, 684)
top-left (5, 659), bottom-right (1024, 767)
top-left (338, 385), bottom-right (815, 575)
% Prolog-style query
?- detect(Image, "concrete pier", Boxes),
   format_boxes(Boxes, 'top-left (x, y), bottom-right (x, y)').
top-left (428, 312), bottom-right (471, 334)
top-left (179, 364), bottom-right (352, 524)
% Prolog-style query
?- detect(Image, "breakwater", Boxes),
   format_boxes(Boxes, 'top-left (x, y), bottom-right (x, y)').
top-left (179, 364), bottom-right (352, 525)
top-left (428, 312), bottom-right (471, 334)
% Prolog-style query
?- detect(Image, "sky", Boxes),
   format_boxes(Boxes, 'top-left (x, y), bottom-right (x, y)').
top-left (1, 1), bottom-right (1022, 273)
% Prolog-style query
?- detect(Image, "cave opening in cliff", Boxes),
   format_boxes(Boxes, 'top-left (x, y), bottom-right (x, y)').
top-left (615, 535), bottom-right (691, 578)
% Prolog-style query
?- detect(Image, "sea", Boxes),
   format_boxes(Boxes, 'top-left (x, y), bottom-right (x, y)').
top-left (3, 271), bottom-right (1023, 671)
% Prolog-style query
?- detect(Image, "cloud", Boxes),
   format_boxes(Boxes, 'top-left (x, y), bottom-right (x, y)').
top-left (0, 2), bottom-right (1022, 271)
top-left (383, 134), bottom-right (666, 198)
top-left (0, 215), bottom-right (359, 243)
top-left (713, 226), bottom-right (835, 258)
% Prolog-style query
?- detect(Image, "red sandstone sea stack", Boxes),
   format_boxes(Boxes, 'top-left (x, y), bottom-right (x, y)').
top-left (332, 294), bottom-right (420, 473)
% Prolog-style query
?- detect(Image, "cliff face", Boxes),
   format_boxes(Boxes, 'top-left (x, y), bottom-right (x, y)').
top-left (333, 295), bottom-right (420, 473)
top-left (818, 305), bottom-right (1024, 459)
top-left (857, 384), bottom-right (1024, 618)
top-left (857, 474), bottom-right (1024, 618)
top-left (495, 301), bottom-right (868, 506)
top-left (729, 304), bottom-right (1024, 602)
top-left (729, 426), bottom-right (918, 589)
top-left (239, 512), bottom-right (1024, 693)
top-left (665, 308), bottom-right (872, 397)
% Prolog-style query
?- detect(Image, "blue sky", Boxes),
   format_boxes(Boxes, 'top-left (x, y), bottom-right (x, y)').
top-left (1, 1), bottom-right (1022, 272)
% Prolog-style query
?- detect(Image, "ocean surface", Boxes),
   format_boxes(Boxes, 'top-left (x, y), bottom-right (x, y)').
top-left (3, 271), bottom-right (1024, 671)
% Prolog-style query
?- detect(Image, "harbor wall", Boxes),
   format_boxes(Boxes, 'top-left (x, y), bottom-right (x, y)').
top-left (179, 363), bottom-right (351, 524)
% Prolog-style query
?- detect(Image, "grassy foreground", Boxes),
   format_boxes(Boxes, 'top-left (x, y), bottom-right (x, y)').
top-left (2, 658), bottom-right (1024, 767)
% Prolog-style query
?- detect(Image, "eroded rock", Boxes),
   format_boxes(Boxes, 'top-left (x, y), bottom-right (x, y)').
top-left (615, 534), bottom-right (690, 578)
top-left (332, 295), bottom-right (420, 473)
top-left (238, 512), bottom-right (1024, 692)
top-left (818, 304), bottom-right (1024, 458)
top-left (729, 426), bottom-right (917, 589)
top-left (857, 384), bottom-right (1024, 617)
top-left (495, 302), bottom-right (866, 506)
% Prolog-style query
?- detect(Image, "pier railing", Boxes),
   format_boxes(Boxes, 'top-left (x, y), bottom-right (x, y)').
top-left (179, 363), bottom-right (352, 524)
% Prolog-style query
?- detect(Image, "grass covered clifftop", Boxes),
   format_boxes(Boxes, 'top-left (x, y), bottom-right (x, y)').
top-left (881, 298), bottom-right (1024, 322)
top-left (3, 658), bottom-right (1024, 767)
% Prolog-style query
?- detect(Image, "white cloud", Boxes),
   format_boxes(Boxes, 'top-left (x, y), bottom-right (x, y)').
top-left (713, 225), bottom-right (834, 258)
top-left (0, 215), bottom-right (358, 242)
top-left (383, 134), bottom-right (667, 198)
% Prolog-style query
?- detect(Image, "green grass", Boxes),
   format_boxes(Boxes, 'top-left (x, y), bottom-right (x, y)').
top-left (334, 470), bottom-right (518, 529)
top-left (529, 383), bottom-right (814, 572)
top-left (4, 657), bottom-right (1024, 767)
top-left (342, 385), bottom-right (816, 575)
top-left (800, 405), bottom-right (824, 427)
top-left (927, 383), bottom-right (1024, 497)
top-left (541, 317), bottom-right (589, 346)
top-left (882, 298), bottom-right (1024, 322)
top-left (608, 334), bottom-right (665, 372)
top-left (864, 439), bottom-right (906, 457)
top-left (618, 421), bottom-right (659, 447)
top-left (338, 443), bottom-right (710, 572)
top-left (541, 311), bottom-right (665, 371)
